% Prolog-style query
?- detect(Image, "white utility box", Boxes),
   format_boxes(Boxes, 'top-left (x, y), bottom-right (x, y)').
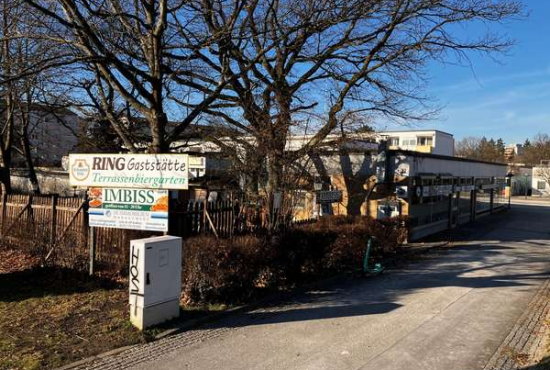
top-left (129, 235), bottom-right (182, 330)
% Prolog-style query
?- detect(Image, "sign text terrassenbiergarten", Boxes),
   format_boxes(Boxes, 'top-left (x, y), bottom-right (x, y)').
top-left (69, 153), bottom-right (189, 190)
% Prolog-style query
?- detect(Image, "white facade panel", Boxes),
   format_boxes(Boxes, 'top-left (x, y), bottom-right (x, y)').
top-left (378, 130), bottom-right (454, 156)
top-left (432, 132), bottom-right (455, 156)
top-left (394, 155), bottom-right (507, 178)
top-left (532, 166), bottom-right (550, 196)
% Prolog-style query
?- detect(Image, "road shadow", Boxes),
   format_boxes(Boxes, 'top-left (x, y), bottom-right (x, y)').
top-left (241, 302), bottom-right (402, 325)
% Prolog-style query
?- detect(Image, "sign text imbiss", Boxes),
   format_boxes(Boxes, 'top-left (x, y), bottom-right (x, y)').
top-left (69, 154), bottom-right (189, 189)
top-left (88, 187), bottom-right (168, 231)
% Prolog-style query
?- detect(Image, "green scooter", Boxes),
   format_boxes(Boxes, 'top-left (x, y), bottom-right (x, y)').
top-left (363, 237), bottom-right (385, 275)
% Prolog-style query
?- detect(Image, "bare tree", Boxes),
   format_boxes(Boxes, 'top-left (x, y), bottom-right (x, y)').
top-left (196, 0), bottom-right (521, 223)
top-left (455, 136), bottom-right (482, 159)
top-left (3, 0), bottom-right (522, 204)
top-left (21, 0), bottom-right (239, 153)
top-left (520, 133), bottom-right (550, 166)
top-left (0, 0), bottom-right (18, 193)
top-left (535, 166), bottom-right (550, 190)
top-left (0, 0), bottom-right (75, 193)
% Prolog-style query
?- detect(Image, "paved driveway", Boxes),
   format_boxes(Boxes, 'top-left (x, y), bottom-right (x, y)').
top-left (80, 202), bottom-right (550, 370)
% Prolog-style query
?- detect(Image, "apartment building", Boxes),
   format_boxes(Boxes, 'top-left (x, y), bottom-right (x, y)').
top-left (378, 130), bottom-right (454, 156)
top-left (29, 107), bottom-right (79, 166)
top-left (504, 143), bottom-right (524, 162)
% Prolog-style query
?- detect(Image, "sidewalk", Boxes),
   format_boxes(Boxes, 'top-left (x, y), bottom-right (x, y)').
top-left (511, 196), bottom-right (550, 204)
top-left (483, 279), bottom-right (550, 370)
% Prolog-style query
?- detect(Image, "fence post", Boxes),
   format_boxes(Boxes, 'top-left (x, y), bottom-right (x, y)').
top-left (89, 226), bottom-right (96, 276)
top-left (229, 195), bottom-right (234, 238)
top-left (471, 189), bottom-right (476, 221)
top-left (489, 188), bottom-right (494, 214)
top-left (0, 192), bottom-right (6, 237)
top-left (201, 198), bottom-right (207, 234)
top-left (50, 194), bottom-right (58, 244)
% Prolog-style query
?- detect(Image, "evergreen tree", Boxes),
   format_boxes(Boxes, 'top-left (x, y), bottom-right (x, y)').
top-left (479, 137), bottom-right (490, 161)
top-left (496, 138), bottom-right (506, 159)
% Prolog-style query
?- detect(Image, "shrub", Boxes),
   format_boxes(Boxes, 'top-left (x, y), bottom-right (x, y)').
top-left (181, 215), bottom-right (408, 305)
top-left (182, 235), bottom-right (264, 304)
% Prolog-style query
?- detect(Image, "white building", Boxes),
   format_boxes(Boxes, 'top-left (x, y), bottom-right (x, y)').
top-left (532, 163), bottom-right (550, 196)
top-left (24, 105), bottom-right (79, 167)
top-left (378, 130), bottom-right (455, 156)
top-left (508, 165), bottom-right (532, 196)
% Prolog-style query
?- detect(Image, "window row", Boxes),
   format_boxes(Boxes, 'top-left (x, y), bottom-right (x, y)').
top-left (387, 136), bottom-right (433, 147)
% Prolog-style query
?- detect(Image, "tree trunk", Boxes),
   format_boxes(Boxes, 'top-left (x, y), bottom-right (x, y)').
top-left (0, 103), bottom-right (14, 195)
top-left (265, 152), bottom-right (284, 229)
top-left (21, 134), bottom-right (40, 194)
top-left (0, 166), bottom-right (11, 194)
top-left (0, 139), bottom-right (12, 194)
top-left (149, 111), bottom-right (167, 153)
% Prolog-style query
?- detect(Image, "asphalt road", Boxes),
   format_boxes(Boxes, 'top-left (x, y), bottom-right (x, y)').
top-left (88, 201), bottom-right (550, 370)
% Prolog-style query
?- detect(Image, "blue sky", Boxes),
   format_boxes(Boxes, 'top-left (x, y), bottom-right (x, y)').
top-left (381, 1), bottom-right (550, 145)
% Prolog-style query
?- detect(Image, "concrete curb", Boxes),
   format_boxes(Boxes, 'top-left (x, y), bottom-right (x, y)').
top-left (56, 345), bottom-right (137, 370)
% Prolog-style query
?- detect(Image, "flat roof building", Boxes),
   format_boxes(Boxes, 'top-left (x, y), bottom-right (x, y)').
top-left (377, 130), bottom-right (454, 156)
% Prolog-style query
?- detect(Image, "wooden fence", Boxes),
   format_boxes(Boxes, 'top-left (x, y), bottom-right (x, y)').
top-left (0, 194), bottom-right (90, 268)
top-left (0, 194), bottom-right (311, 272)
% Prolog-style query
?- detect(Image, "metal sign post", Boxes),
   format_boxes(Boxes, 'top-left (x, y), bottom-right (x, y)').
top-left (89, 226), bottom-right (96, 276)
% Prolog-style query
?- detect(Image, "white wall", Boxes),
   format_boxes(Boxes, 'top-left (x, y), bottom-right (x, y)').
top-left (532, 167), bottom-right (550, 196)
top-left (394, 154), bottom-right (507, 178)
top-left (432, 132), bottom-right (455, 156)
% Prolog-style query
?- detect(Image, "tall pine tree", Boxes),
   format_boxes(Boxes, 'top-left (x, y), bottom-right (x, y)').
top-left (496, 138), bottom-right (506, 160)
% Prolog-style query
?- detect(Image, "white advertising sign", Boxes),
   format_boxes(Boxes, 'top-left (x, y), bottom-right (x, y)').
top-left (396, 186), bottom-right (408, 199)
top-left (88, 188), bottom-right (168, 232)
top-left (69, 154), bottom-right (189, 189)
top-left (318, 190), bottom-right (343, 203)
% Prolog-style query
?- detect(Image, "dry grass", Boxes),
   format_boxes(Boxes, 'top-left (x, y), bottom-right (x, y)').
top-left (0, 248), bottom-right (148, 370)
top-left (0, 246), bottom-right (224, 370)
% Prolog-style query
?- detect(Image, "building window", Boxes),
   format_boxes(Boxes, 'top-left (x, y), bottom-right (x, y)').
top-left (388, 137), bottom-right (399, 146)
top-left (537, 181), bottom-right (547, 190)
top-left (417, 136), bottom-right (433, 146)
top-left (402, 139), bottom-right (416, 146)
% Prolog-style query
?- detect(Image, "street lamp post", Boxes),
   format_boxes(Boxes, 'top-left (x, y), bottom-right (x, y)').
top-left (506, 172), bottom-right (513, 209)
